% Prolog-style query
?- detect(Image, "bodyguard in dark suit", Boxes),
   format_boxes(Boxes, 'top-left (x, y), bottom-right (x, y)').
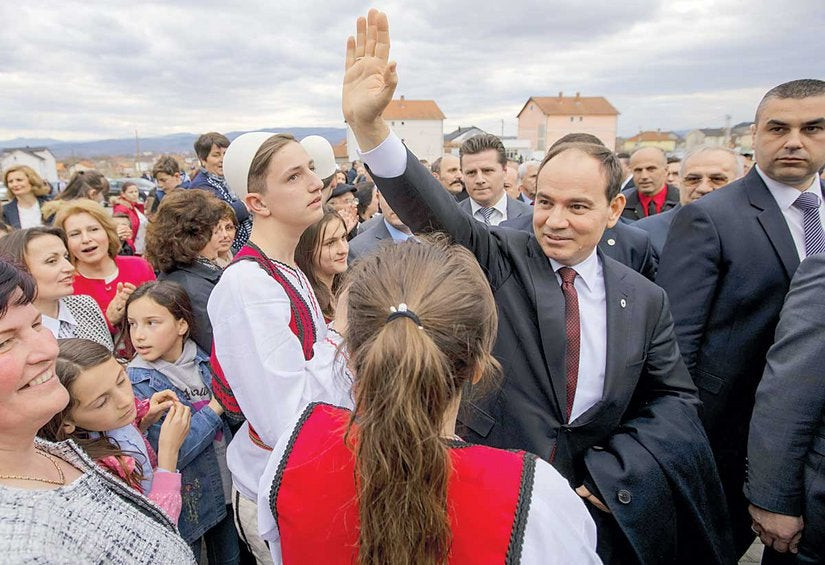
top-left (621, 147), bottom-right (680, 221)
top-left (635, 145), bottom-right (745, 257)
top-left (746, 253), bottom-right (825, 563)
top-left (349, 191), bottom-right (414, 262)
top-left (657, 79), bottom-right (825, 556)
top-left (341, 20), bottom-right (732, 557)
top-left (500, 214), bottom-right (659, 280)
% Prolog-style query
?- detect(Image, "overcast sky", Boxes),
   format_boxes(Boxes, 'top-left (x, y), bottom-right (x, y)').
top-left (1, 0), bottom-right (822, 142)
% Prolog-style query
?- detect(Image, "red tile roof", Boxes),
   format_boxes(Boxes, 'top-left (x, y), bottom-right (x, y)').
top-left (518, 95), bottom-right (619, 117)
top-left (382, 98), bottom-right (445, 120)
top-left (626, 131), bottom-right (676, 142)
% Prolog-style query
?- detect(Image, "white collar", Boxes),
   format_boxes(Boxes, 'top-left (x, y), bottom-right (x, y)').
top-left (756, 165), bottom-right (823, 211)
top-left (548, 247), bottom-right (601, 292)
top-left (469, 191), bottom-right (508, 215)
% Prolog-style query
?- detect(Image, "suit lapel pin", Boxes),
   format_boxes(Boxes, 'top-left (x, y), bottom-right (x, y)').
top-left (620, 298), bottom-right (627, 308)
top-left (607, 238), bottom-right (616, 246)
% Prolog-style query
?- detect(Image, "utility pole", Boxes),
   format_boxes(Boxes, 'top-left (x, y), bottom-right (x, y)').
top-left (135, 129), bottom-right (141, 174)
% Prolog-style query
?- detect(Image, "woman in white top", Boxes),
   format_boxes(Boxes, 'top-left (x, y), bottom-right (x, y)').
top-left (0, 227), bottom-right (112, 350)
top-left (2, 165), bottom-right (50, 229)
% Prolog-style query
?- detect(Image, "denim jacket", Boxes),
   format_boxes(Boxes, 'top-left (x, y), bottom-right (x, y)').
top-left (128, 348), bottom-right (232, 543)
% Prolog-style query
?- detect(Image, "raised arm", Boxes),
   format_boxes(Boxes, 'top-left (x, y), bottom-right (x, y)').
top-left (341, 9), bottom-right (511, 282)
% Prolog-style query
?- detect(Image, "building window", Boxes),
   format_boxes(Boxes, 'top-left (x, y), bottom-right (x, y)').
top-left (401, 121), bottom-right (405, 125)
top-left (579, 116), bottom-right (583, 122)
top-left (570, 116), bottom-right (574, 122)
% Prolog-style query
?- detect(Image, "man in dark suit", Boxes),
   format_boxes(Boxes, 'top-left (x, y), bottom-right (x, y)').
top-left (634, 145), bottom-right (744, 257)
top-left (657, 78), bottom-right (825, 556)
top-left (746, 253), bottom-right (825, 563)
top-left (621, 147), bottom-right (679, 221)
top-left (348, 191), bottom-right (412, 262)
top-left (341, 12), bottom-right (732, 561)
top-left (454, 133), bottom-right (533, 225)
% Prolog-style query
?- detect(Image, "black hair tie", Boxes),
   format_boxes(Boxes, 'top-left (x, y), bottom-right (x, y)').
top-left (387, 303), bottom-right (423, 329)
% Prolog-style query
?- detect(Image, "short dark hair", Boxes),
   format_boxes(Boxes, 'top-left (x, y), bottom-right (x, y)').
top-left (431, 157), bottom-right (442, 175)
top-left (459, 134), bottom-right (507, 167)
top-left (0, 259), bottom-right (36, 317)
top-left (355, 181), bottom-right (376, 218)
top-left (538, 142), bottom-right (623, 201)
top-left (756, 79), bottom-right (825, 122)
top-left (152, 155), bottom-right (181, 178)
top-left (666, 156), bottom-right (681, 164)
top-left (194, 132), bottom-right (231, 161)
top-left (550, 132), bottom-right (605, 149)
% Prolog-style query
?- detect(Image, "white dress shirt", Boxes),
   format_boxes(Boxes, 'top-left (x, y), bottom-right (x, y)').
top-left (208, 259), bottom-right (353, 502)
top-left (469, 192), bottom-right (509, 226)
top-left (757, 165), bottom-right (825, 260)
top-left (41, 299), bottom-right (76, 339)
top-left (258, 409), bottom-right (601, 565)
top-left (360, 131), bottom-right (609, 423)
top-left (549, 250), bottom-right (607, 423)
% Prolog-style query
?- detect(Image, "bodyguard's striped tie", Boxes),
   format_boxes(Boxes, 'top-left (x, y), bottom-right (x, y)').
top-left (792, 192), bottom-right (825, 257)
top-left (479, 207), bottom-right (495, 225)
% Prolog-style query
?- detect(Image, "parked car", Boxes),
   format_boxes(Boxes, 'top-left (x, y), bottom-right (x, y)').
top-left (108, 177), bottom-right (155, 202)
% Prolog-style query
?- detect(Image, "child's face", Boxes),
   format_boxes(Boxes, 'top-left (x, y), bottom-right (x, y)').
top-left (315, 219), bottom-right (349, 281)
top-left (155, 172), bottom-right (180, 192)
top-left (127, 296), bottom-right (187, 363)
top-left (65, 357), bottom-right (136, 434)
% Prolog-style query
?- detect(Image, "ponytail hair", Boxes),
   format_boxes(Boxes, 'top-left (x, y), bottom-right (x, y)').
top-left (38, 338), bottom-right (145, 489)
top-left (345, 236), bottom-right (499, 565)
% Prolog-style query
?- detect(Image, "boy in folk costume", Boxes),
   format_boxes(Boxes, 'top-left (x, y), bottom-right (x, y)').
top-left (207, 132), bottom-right (351, 564)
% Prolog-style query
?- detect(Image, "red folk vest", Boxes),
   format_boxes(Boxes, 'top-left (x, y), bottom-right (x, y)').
top-left (210, 243), bottom-right (318, 449)
top-left (270, 403), bottom-right (535, 564)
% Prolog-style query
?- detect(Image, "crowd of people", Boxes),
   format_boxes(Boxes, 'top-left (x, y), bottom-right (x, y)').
top-left (0, 8), bottom-right (823, 564)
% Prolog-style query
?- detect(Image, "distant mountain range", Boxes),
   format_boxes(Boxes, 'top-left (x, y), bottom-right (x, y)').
top-left (0, 127), bottom-right (348, 160)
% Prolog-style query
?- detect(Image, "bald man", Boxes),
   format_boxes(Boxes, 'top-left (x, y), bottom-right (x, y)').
top-left (621, 147), bottom-right (680, 221)
top-left (635, 146), bottom-right (744, 256)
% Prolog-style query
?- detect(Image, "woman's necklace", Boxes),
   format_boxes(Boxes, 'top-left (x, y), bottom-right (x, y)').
top-left (0, 449), bottom-right (66, 486)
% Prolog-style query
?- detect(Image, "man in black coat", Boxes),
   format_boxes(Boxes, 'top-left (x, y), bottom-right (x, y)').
top-left (657, 78), bottom-right (825, 556)
top-left (746, 253), bottom-right (825, 563)
top-left (341, 11), bottom-right (732, 562)
top-left (621, 147), bottom-right (680, 222)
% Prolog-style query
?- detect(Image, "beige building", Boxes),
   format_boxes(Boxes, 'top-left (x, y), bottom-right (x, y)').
top-left (517, 93), bottom-right (619, 152)
top-left (347, 96), bottom-right (445, 162)
top-left (685, 128), bottom-right (728, 150)
top-left (622, 131), bottom-right (679, 153)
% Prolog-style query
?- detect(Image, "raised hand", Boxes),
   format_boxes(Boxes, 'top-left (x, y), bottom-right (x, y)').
top-left (106, 282), bottom-right (137, 325)
top-left (342, 9), bottom-right (398, 151)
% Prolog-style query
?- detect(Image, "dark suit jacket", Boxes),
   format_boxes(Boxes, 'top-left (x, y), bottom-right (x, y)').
top-left (2, 196), bottom-right (49, 228)
top-left (657, 168), bottom-right (808, 552)
top-left (159, 262), bottom-right (222, 353)
top-left (372, 149), bottom-right (729, 562)
top-left (348, 217), bottom-right (395, 263)
top-left (499, 215), bottom-right (658, 281)
top-left (746, 253), bottom-right (825, 562)
top-left (458, 193), bottom-right (532, 223)
top-left (621, 184), bottom-right (679, 222)
top-left (633, 205), bottom-right (680, 258)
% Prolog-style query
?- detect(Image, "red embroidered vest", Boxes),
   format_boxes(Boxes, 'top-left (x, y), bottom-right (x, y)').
top-left (210, 243), bottom-right (317, 449)
top-left (269, 403), bottom-right (535, 564)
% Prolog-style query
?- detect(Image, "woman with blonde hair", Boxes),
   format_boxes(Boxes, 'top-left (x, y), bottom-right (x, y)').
top-left (2, 165), bottom-right (51, 229)
top-left (50, 199), bottom-right (154, 335)
top-left (258, 240), bottom-right (599, 564)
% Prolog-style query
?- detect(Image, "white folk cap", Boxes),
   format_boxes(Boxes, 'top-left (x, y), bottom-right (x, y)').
top-left (300, 135), bottom-right (337, 180)
top-left (222, 132), bottom-right (278, 198)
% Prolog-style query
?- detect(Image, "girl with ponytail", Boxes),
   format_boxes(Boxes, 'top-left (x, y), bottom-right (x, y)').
top-left (257, 239), bottom-right (600, 564)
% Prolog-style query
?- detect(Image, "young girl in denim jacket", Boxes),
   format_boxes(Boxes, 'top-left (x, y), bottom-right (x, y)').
top-left (39, 338), bottom-right (190, 523)
top-left (124, 281), bottom-right (239, 564)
